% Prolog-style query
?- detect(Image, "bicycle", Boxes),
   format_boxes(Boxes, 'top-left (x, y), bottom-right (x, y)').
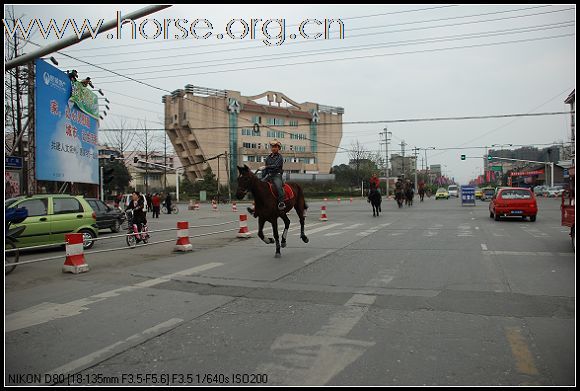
top-left (161, 203), bottom-right (179, 214)
top-left (125, 210), bottom-right (150, 248)
top-left (5, 207), bottom-right (28, 275)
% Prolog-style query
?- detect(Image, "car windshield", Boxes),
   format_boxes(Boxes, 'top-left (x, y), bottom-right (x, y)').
top-left (448, 186), bottom-right (457, 190)
top-left (437, 188), bottom-right (446, 192)
top-left (500, 189), bottom-right (532, 199)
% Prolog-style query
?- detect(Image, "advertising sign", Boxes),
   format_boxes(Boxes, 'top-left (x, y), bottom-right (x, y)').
top-left (461, 186), bottom-right (476, 206)
top-left (35, 59), bottom-right (99, 184)
top-left (5, 156), bottom-right (23, 169)
top-left (5, 171), bottom-right (21, 199)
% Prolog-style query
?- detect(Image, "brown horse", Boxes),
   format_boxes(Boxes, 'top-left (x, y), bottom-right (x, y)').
top-left (236, 165), bottom-right (309, 258)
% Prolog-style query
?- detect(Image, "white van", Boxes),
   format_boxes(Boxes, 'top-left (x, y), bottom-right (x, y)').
top-left (448, 185), bottom-right (459, 197)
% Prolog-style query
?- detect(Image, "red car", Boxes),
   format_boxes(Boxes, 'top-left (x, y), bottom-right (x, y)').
top-left (489, 187), bottom-right (538, 222)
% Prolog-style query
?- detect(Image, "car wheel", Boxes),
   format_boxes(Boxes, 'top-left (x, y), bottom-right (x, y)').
top-left (530, 215), bottom-right (536, 222)
top-left (111, 219), bottom-right (121, 233)
top-left (80, 229), bottom-right (96, 249)
top-left (494, 212), bottom-right (500, 221)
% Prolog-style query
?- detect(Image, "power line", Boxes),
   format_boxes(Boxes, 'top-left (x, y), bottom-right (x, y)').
top-left (62, 5), bottom-right (567, 70)
top-left (94, 21), bottom-right (575, 80)
top-left (62, 5), bottom-right (461, 53)
top-left (97, 33), bottom-right (575, 83)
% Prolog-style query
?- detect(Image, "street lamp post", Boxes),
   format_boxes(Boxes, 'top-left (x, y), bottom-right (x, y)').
top-left (380, 128), bottom-right (392, 196)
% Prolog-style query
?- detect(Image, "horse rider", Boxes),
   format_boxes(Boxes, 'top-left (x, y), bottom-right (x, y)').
top-left (247, 139), bottom-right (286, 215)
top-left (368, 173), bottom-right (381, 201)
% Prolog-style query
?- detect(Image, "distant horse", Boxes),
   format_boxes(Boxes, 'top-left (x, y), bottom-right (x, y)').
top-left (418, 187), bottom-right (425, 202)
top-left (236, 165), bottom-right (309, 258)
top-left (404, 183), bottom-right (414, 207)
top-left (395, 188), bottom-right (404, 208)
top-left (368, 188), bottom-right (382, 217)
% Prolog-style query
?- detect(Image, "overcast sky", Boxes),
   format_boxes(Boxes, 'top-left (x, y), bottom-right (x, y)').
top-left (6, 4), bottom-right (576, 183)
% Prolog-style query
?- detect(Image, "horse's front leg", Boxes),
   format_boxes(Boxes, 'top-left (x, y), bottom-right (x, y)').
top-left (281, 213), bottom-right (290, 248)
top-left (258, 217), bottom-right (274, 244)
top-left (272, 220), bottom-right (281, 258)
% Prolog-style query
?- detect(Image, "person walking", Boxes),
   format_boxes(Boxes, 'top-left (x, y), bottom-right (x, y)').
top-left (152, 193), bottom-right (161, 218)
top-left (165, 192), bottom-right (172, 214)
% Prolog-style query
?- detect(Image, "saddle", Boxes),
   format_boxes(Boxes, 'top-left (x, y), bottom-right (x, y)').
top-left (268, 183), bottom-right (294, 202)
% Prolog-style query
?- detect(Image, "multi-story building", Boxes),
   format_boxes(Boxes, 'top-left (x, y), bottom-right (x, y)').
top-left (389, 154), bottom-right (417, 178)
top-left (124, 150), bottom-right (182, 193)
top-left (163, 85), bottom-right (343, 186)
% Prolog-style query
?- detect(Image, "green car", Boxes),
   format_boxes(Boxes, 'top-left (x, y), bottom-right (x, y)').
top-left (5, 194), bottom-right (99, 250)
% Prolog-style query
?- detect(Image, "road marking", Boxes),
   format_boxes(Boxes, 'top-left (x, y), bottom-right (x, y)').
top-left (481, 244), bottom-right (488, 251)
top-left (506, 327), bottom-right (539, 376)
top-left (43, 318), bottom-right (184, 381)
top-left (257, 293), bottom-right (376, 385)
top-left (6, 263), bottom-right (222, 332)
top-left (483, 250), bottom-right (574, 257)
top-left (475, 226), bottom-right (480, 230)
top-left (296, 223), bottom-right (343, 236)
top-left (344, 223), bottom-right (364, 229)
top-left (323, 232), bottom-right (344, 237)
top-left (251, 222), bottom-right (323, 235)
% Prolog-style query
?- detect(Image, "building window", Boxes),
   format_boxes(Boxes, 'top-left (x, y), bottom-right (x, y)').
top-left (267, 118), bottom-right (285, 126)
top-left (289, 120), bottom-right (298, 126)
top-left (247, 156), bottom-right (256, 162)
top-left (251, 116), bottom-right (262, 124)
top-left (243, 142), bottom-right (252, 148)
top-left (183, 112), bottom-right (186, 120)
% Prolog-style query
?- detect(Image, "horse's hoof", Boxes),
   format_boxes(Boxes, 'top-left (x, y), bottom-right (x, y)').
top-left (301, 236), bottom-right (309, 243)
top-left (268, 238), bottom-right (275, 244)
top-left (275, 253), bottom-right (281, 258)
top-left (281, 241), bottom-right (287, 248)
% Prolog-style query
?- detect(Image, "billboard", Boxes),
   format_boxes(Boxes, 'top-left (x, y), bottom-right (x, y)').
top-left (35, 59), bottom-right (99, 184)
top-left (5, 171), bottom-right (21, 199)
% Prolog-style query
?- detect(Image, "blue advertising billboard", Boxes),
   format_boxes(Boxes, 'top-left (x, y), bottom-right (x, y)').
top-left (35, 59), bottom-right (99, 184)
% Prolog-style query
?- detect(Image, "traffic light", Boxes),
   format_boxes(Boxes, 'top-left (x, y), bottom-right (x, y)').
top-left (487, 155), bottom-right (492, 161)
top-left (134, 157), bottom-right (139, 164)
top-left (103, 167), bottom-right (115, 184)
top-left (461, 154), bottom-right (466, 160)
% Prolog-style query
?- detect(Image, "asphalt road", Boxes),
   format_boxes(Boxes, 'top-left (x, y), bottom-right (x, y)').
top-left (5, 196), bottom-right (575, 386)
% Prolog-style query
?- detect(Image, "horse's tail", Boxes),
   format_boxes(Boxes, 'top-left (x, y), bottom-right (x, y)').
top-left (298, 184), bottom-right (308, 210)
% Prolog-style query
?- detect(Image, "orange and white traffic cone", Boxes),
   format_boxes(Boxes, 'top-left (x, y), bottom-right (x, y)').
top-left (337, 197), bottom-right (341, 204)
top-left (320, 205), bottom-right (328, 221)
top-left (62, 233), bottom-right (90, 274)
top-left (324, 198), bottom-right (328, 203)
top-left (237, 214), bottom-right (253, 238)
top-left (232, 202), bottom-right (238, 212)
top-left (188, 199), bottom-right (194, 210)
top-left (175, 221), bottom-right (193, 252)
top-left (194, 201), bottom-right (200, 211)
top-left (350, 197), bottom-right (353, 204)
top-left (212, 200), bottom-right (218, 211)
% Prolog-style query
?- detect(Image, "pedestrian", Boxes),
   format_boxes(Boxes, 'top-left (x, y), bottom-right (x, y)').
top-left (146, 193), bottom-right (153, 213)
top-left (165, 192), bottom-right (172, 214)
top-left (152, 193), bottom-right (161, 218)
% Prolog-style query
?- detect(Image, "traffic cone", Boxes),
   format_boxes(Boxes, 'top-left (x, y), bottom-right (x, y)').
top-left (63, 233), bottom-right (89, 274)
top-left (350, 197), bottom-right (353, 204)
top-left (194, 201), bottom-right (200, 211)
top-left (320, 205), bottom-right (328, 221)
top-left (212, 200), bottom-right (218, 211)
top-left (188, 199), bottom-right (194, 210)
top-left (232, 202), bottom-right (238, 212)
top-left (237, 214), bottom-right (252, 238)
top-left (337, 197), bottom-right (341, 204)
top-left (175, 221), bottom-right (193, 252)
top-left (324, 198), bottom-right (328, 203)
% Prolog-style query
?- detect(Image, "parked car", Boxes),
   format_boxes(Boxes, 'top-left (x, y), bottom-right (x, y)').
top-left (533, 185), bottom-right (547, 196)
top-left (119, 193), bottom-right (148, 211)
top-left (481, 187), bottom-right (496, 201)
top-left (475, 188), bottom-right (483, 199)
top-left (489, 187), bottom-right (538, 221)
top-left (435, 188), bottom-right (449, 199)
top-left (447, 185), bottom-right (459, 197)
top-left (4, 194), bottom-right (99, 249)
top-left (546, 186), bottom-right (564, 198)
top-left (86, 198), bottom-right (126, 233)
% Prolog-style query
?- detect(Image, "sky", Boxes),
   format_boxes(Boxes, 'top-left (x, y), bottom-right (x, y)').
top-left (5, 4), bottom-right (576, 184)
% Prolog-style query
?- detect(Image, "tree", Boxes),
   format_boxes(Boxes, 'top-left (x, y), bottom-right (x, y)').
top-left (348, 140), bottom-right (372, 187)
top-left (103, 119), bottom-right (137, 159)
top-left (106, 160), bottom-right (132, 194)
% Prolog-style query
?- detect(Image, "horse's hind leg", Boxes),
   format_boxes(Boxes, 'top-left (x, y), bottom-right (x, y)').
top-left (272, 221), bottom-right (281, 258)
top-left (258, 217), bottom-right (274, 244)
top-left (295, 198), bottom-right (309, 243)
top-left (281, 213), bottom-right (290, 248)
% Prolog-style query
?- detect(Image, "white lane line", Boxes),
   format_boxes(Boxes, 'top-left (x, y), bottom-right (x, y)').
top-left (295, 223), bottom-right (343, 236)
top-left (43, 318), bottom-right (184, 381)
top-left (481, 244), bottom-right (488, 251)
top-left (344, 223), bottom-right (364, 229)
top-left (324, 232), bottom-right (344, 237)
top-left (6, 263), bottom-right (222, 332)
top-left (475, 226), bottom-right (480, 230)
top-left (250, 222), bottom-right (323, 235)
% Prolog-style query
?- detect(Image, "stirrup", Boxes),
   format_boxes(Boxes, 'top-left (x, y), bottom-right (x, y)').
top-left (278, 202), bottom-right (286, 210)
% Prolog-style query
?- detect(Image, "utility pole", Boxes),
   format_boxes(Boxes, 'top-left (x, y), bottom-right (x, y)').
top-left (379, 128), bottom-right (391, 196)
top-left (225, 151), bottom-right (231, 203)
top-left (412, 147), bottom-right (419, 191)
top-left (400, 140), bottom-right (407, 179)
top-left (27, 61), bottom-right (35, 195)
top-left (164, 132), bottom-right (167, 191)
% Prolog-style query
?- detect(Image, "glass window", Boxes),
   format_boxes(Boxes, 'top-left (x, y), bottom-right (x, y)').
top-left (88, 200), bottom-right (102, 212)
top-left (17, 199), bottom-right (48, 217)
top-left (53, 198), bottom-right (83, 214)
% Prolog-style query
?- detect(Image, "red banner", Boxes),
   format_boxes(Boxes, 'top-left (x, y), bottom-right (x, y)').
top-left (509, 169), bottom-right (544, 177)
